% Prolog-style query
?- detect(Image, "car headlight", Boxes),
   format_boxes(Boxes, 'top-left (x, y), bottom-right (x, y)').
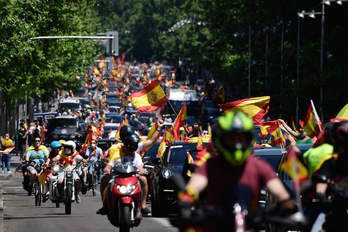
top-left (161, 169), bottom-right (172, 179)
top-left (117, 184), bottom-right (136, 195)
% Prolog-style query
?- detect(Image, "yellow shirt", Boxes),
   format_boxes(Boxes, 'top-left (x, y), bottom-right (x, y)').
top-left (1, 138), bottom-right (14, 148)
top-left (107, 143), bottom-right (124, 165)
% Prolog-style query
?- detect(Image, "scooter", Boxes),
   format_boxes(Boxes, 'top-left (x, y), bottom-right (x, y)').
top-left (107, 162), bottom-right (142, 232)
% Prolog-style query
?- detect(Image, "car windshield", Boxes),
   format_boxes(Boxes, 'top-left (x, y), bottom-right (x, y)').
top-left (165, 144), bottom-right (197, 165)
top-left (105, 114), bottom-right (122, 123)
top-left (48, 118), bottom-right (77, 131)
top-left (59, 103), bottom-right (80, 111)
top-left (254, 149), bottom-right (284, 171)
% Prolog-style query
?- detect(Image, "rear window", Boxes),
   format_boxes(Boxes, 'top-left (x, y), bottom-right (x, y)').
top-left (165, 144), bottom-right (197, 165)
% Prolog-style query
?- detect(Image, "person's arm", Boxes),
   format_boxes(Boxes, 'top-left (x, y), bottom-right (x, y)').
top-left (266, 178), bottom-right (291, 202)
top-left (186, 173), bottom-right (208, 195)
top-left (279, 119), bottom-right (298, 138)
top-left (140, 120), bottom-right (164, 152)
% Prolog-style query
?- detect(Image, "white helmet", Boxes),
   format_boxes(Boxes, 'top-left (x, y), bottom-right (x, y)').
top-left (63, 140), bottom-right (76, 151)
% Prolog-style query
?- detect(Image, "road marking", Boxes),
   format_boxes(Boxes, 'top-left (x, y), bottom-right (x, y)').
top-left (150, 217), bottom-right (172, 228)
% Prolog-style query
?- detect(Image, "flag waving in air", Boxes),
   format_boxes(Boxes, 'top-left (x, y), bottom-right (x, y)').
top-left (173, 102), bottom-right (187, 140)
top-left (131, 80), bottom-right (168, 112)
top-left (281, 146), bottom-right (308, 186)
top-left (259, 120), bottom-right (285, 146)
top-left (220, 96), bottom-right (270, 123)
top-left (303, 100), bottom-right (322, 138)
top-left (331, 103), bottom-right (348, 122)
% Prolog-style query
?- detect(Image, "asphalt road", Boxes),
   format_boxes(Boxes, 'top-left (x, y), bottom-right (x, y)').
top-left (1, 172), bottom-right (176, 232)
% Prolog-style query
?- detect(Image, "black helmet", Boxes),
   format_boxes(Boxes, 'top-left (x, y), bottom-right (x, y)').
top-left (333, 121), bottom-right (348, 150)
top-left (124, 134), bottom-right (140, 153)
top-left (120, 125), bottom-right (134, 143)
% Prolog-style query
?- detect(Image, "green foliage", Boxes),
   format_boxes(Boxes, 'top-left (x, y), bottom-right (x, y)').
top-left (0, 0), bottom-right (101, 105)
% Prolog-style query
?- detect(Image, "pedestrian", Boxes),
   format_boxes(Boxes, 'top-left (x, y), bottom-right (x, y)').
top-left (16, 119), bottom-right (28, 161)
top-left (0, 133), bottom-right (15, 175)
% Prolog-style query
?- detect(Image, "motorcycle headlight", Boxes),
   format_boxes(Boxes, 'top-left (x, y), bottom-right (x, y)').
top-left (161, 169), bottom-right (172, 179)
top-left (116, 184), bottom-right (136, 195)
top-left (53, 165), bottom-right (60, 174)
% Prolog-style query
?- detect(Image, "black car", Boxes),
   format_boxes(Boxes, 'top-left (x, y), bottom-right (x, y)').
top-left (105, 113), bottom-right (123, 124)
top-left (46, 116), bottom-right (83, 144)
top-left (105, 94), bottom-right (122, 107)
top-left (150, 142), bottom-right (201, 217)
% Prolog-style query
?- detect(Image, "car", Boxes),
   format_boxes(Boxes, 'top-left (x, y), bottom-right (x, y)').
top-left (105, 113), bottom-right (123, 124)
top-left (150, 142), bottom-right (203, 217)
top-left (105, 94), bottom-right (122, 107)
top-left (46, 115), bottom-right (82, 144)
top-left (102, 123), bottom-right (120, 139)
top-left (58, 98), bottom-right (81, 112)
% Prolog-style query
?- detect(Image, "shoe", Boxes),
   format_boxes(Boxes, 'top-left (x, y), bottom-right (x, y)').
top-left (75, 194), bottom-right (81, 204)
top-left (7, 171), bottom-right (12, 175)
top-left (141, 207), bottom-right (151, 216)
top-left (96, 207), bottom-right (107, 215)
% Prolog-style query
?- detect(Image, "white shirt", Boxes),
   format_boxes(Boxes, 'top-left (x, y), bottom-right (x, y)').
top-left (114, 153), bottom-right (143, 168)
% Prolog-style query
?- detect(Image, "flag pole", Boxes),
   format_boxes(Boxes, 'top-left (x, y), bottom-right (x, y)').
top-left (168, 101), bottom-right (178, 117)
top-left (310, 100), bottom-right (322, 131)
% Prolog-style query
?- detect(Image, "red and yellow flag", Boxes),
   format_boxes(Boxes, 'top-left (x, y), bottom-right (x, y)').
top-left (147, 122), bottom-right (159, 140)
top-left (281, 147), bottom-right (308, 185)
top-left (173, 102), bottom-right (187, 140)
top-left (259, 120), bottom-right (285, 145)
top-left (196, 133), bottom-right (204, 150)
top-left (303, 100), bottom-right (322, 138)
top-left (130, 80), bottom-right (168, 112)
top-left (164, 127), bottom-right (174, 145)
top-left (220, 96), bottom-right (270, 123)
top-left (186, 151), bottom-right (194, 177)
top-left (157, 137), bottom-right (166, 158)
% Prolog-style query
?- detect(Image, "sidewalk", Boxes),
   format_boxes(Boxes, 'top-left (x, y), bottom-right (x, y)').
top-left (0, 154), bottom-right (21, 232)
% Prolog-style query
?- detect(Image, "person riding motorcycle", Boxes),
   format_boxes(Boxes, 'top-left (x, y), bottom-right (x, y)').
top-left (51, 140), bottom-right (85, 204)
top-left (312, 120), bottom-right (348, 231)
top-left (84, 139), bottom-right (102, 189)
top-left (24, 137), bottom-right (49, 194)
top-left (179, 111), bottom-right (296, 231)
top-left (97, 125), bottom-right (148, 216)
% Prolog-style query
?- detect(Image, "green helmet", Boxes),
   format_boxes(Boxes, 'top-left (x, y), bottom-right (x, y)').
top-left (213, 111), bottom-right (254, 165)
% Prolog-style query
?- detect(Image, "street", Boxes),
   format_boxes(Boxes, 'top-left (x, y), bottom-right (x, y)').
top-left (1, 170), bottom-right (176, 232)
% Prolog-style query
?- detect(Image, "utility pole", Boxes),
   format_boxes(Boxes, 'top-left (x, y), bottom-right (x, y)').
top-left (320, 0), bottom-right (325, 120)
top-left (296, 16), bottom-right (301, 124)
top-left (265, 28), bottom-right (269, 92)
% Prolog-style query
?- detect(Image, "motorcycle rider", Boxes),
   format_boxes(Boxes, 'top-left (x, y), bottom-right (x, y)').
top-left (97, 125), bottom-right (148, 216)
top-left (312, 120), bottom-right (348, 231)
top-left (85, 139), bottom-right (102, 188)
top-left (51, 140), bottom-right (85, 204)
top-left (24, 137), bottom-right (49, 194)
top-left (179, 111), bottom-right (296, 231)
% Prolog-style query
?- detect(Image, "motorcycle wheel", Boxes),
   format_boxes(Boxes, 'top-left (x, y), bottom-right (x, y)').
top-left (65, 183), bottom-right (72, 215)
top-left (92, 173), bottom-right (97, 196)
top-left (34, 181), bottom-right (41, 206)
top-left (119, 205), bottom-right (131, 232)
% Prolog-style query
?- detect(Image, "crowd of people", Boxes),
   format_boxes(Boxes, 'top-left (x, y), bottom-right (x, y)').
top-left (0, 55), bottom-right (347, 231)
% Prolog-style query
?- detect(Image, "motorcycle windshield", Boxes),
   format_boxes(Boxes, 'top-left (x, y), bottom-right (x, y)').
top-left (113, 162), bottom-right (137, 174)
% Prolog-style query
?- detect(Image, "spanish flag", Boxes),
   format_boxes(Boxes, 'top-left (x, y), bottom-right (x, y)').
top-left (281, 146), bottom-right (308, 185)
top-left (173, 102), bottom-right (187, 140)
top-left (157, 137), bottom-right (166, 158)
top-left (303, 100), bottom-right (322, 138)
top-left (164, 127), bottom-right (174, 145)
top-left (131, 80), bottom-right (168, 112)
top-left (220, 96), bottom-right (270, 123)
top-left (147, 122), bottom-right (159, 140)
top-left (259, 120), bottom-right (285, 145)
top-left (186, 152), bottom-right (194, 177)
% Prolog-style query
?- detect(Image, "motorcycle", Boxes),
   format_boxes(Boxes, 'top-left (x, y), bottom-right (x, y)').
top-left (107, 162), bottom-right (142, 232)
top-left (81, 160), bottom-right (99, 196)
top-left (170, 174), bottom-right (307, 232)
top-left (310, 177), bottom-right (348, 231)
top-left (49, 163), bottom-right (78, 214)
